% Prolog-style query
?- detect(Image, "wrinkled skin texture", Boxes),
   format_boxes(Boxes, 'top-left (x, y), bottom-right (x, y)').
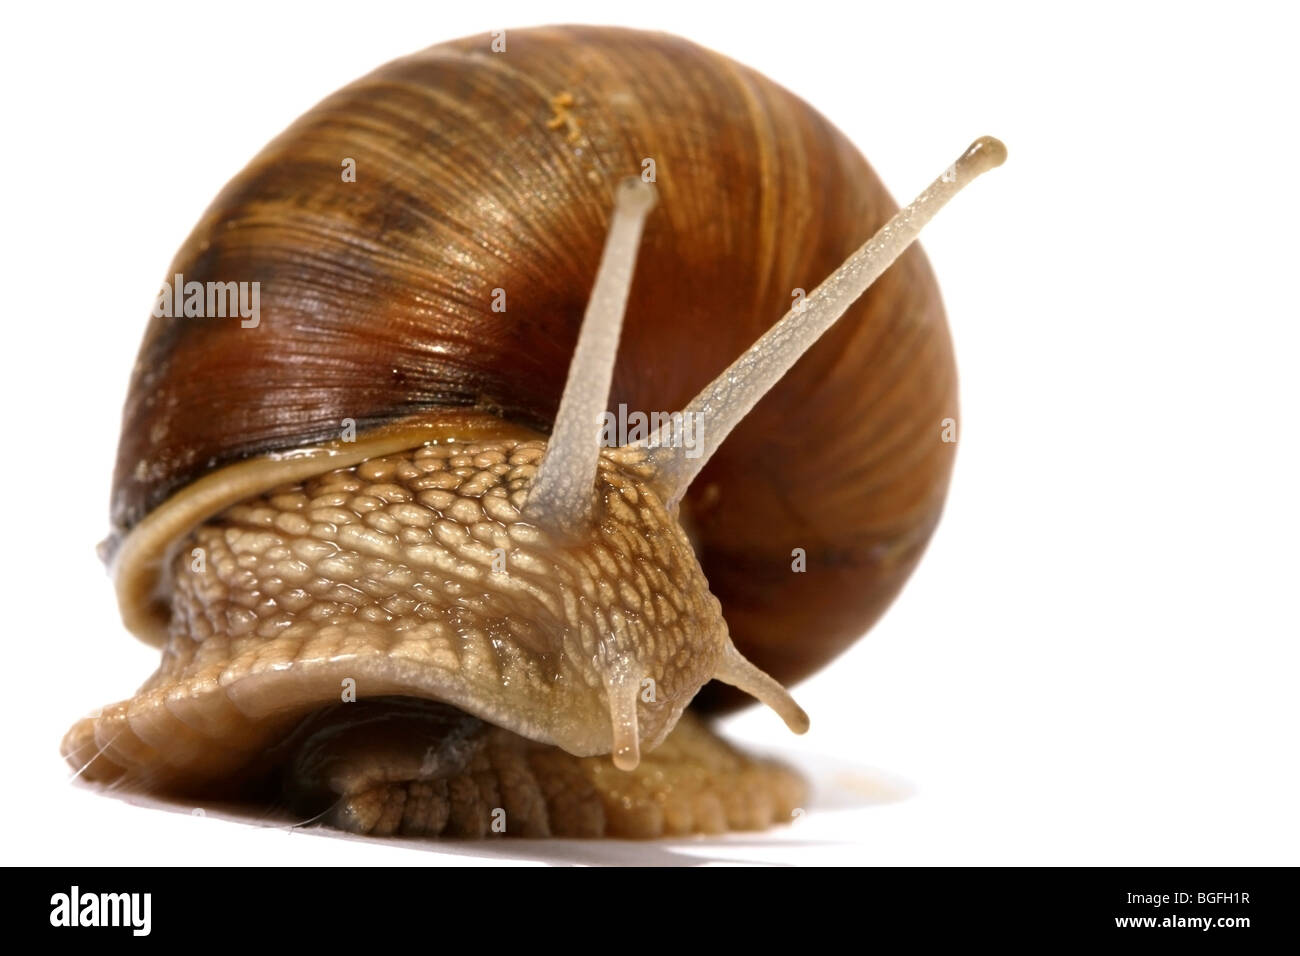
top-left (64, 442), bottom-right (804, 835)
top-left (281, 699), bottom-right (804, 838)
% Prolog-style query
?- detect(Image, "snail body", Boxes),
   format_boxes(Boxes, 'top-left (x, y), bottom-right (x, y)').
top-left (65, 26), bottom-right (1003, 838)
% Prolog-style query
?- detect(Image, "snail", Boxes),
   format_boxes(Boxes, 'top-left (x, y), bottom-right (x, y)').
top-left (63, 25), bottom-right (1004, 840)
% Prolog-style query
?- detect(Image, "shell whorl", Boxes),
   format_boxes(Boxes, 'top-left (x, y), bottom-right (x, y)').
top-left (110, 24), bottom-right (961, 707)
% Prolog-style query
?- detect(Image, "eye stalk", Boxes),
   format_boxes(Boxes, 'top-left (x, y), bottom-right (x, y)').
top-left (526, 137), bottom-right (1007, 521)
top-left (640, 135), bottom-right (1007, 506)
top-left (523, 177), bottom-right (658, 536)
top-left (523, 139), bottom-right (1005, 767)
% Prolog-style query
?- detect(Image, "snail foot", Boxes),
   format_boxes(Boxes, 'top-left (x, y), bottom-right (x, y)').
top-left (281, 697), bottom-right (807, 839)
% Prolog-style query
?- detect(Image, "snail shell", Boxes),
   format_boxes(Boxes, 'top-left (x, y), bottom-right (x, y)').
top-left (65, 25), bottom-right (991, 839)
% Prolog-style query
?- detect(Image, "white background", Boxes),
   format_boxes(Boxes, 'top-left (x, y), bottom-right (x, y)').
top-left (2, 1), bottom-right (1296, 866)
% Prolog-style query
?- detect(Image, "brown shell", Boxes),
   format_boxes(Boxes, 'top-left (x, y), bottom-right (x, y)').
top-left (111, 25), bottom-right (956, 705)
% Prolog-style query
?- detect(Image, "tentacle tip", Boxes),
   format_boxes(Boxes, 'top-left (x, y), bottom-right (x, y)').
top-left (612, 744), bottom-right (641, 772)
top-left (785, 705), bottom-right (811, 736)
top-left (604, 668), bottom-right (643, 772)
top-left (964, 135), bottom-right (1008, 174)
top-left (614, 176), bottom-right (657, 214)
top-left (714, 640), bottom-right (812, 737)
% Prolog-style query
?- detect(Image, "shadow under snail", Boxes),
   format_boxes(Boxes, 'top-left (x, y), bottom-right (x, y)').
top-left (64, 25), bottom-right (1004, 839)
